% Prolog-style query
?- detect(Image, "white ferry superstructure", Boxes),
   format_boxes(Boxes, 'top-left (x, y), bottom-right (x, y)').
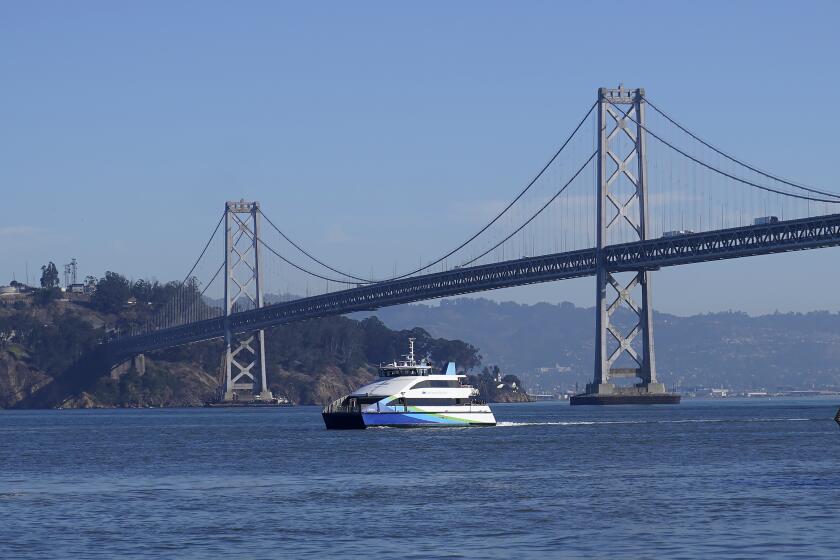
top-left (322, 338), bottom-right (496, 429)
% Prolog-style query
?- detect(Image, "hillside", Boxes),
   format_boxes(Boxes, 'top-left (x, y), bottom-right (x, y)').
top-left (1, 289), bottom-right (531, 408)
top-left (360, 298), bottom-right (840, 393)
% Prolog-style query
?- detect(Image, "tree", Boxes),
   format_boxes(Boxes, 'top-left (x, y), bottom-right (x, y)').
top-left (24, 313), bottom-right (100, 374)
top-left (40, 262), bottom-right (60, 288)
top-left (91, 271), bottom-right (132, 313)
top-left (131, 279), bottom-right (154, 303)
top-left (84, 275), bottom-right (98, 293)
top-left (501, 374), bottom-right (523, 389)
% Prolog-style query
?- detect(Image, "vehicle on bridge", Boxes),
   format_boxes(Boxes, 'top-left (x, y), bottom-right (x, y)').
top-left (322, 338), bottom-right (496, 429)
top-left (662, 229), bottom-right (695, 238)
top-left (754, 216), bottom-right (779, 225)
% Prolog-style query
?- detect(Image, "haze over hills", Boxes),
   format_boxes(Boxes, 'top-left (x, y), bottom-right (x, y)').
top-left (356, 298), bottom-right (840, 394)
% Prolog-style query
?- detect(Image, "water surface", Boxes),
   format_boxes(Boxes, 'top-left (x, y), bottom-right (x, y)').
top-left (2, 398), bottom-right (839, 559)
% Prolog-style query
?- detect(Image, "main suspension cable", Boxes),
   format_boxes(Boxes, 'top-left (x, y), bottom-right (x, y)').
top-left (258, 208), bottom-right (370, 283)
top-left (606, 99), bottom-right (840, 204)
top-left (180, 211), bottom-right (225, 287)
top-left (646, 98), bottom-right (840, 200)
top-left (383, 101), bottom-right (597, 281)
top-left (459, 151), bottom-right (597, 268)
top-left (201, 261), bottom-right (225, 296)
top-left (260, 152), bottom-right (596, 288)
top-left (258, 101), bottom-right (598, 284)
top-left (257, 236), bottom-right (365, 285)
top-left (195, 224), bottom-right (248, 297)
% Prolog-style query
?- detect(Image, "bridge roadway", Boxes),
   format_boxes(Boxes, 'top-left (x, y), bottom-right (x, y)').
top-left (108, 213), bottom-right (840, 357)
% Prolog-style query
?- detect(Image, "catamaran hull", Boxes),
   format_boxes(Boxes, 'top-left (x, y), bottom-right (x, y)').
top-left (323, 411), bottom-right (496, 429)
top-left (322, 411), bottom-right (367, 430)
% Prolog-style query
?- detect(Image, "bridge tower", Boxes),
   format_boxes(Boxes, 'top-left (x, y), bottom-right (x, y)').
top-left (573, 86), bottom-right (677, 405)
top-left (221, 200), bottom-right (273, 402)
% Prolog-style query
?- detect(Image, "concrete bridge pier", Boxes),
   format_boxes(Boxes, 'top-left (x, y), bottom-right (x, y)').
top-left (110, 353), bottom-right (146, 379)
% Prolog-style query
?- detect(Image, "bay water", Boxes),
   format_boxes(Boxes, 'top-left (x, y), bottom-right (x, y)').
top-left (2, 399), bottom-right (839, 559)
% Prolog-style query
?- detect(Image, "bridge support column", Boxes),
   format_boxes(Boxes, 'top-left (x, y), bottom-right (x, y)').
top-left (133, 353), bottom-right (146, 376)
top-left (573, 86), bottom-right (678, 405)
top-left (220, 200), bottom-right (273, 403)
top-left (110, 353), bottom-right (146, 380)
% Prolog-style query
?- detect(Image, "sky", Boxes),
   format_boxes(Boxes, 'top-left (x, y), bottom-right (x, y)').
top-left (1, 0), bottom-right (839, 315)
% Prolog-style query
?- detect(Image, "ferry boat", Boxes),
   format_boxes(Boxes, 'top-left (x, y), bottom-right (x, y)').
top-left (322, 338), bottom-right (496, 429)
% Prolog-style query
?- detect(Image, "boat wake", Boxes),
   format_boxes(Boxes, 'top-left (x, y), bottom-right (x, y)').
top-left (495, 417), bottom-right (816, 428)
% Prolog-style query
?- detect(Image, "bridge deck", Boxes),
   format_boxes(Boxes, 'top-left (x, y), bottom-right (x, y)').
top-left (108, 213), bottom-right (840, 357)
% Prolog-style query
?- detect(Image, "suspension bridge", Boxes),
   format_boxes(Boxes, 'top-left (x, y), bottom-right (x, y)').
top-left (104, 86), bottom-right (840, 405)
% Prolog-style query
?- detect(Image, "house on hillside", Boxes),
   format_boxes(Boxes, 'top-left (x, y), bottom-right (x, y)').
top-left (69, 283), bottom-right (85, 294)
top-left (0, 285), bottom-right (26, 301)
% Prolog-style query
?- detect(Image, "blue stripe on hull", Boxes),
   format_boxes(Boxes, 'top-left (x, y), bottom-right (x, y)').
top-left (362, 412), bottom-right (481, 427)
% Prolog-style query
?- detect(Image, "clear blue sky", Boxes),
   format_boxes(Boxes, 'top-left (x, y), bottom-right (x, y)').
top-left (1, 1), bottom-right (839, 315)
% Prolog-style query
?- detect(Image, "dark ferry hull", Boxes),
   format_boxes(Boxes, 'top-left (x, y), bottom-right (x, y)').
top-left (205, 401), bottom-right (294, 408)
top-left (322, 412), bottom-right (367, 430)
top-left (570, 393), bottom-right (681, 405)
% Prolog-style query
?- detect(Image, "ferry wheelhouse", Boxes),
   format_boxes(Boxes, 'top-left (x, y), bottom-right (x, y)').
top-left (322, 338), bottom-right (496, 429)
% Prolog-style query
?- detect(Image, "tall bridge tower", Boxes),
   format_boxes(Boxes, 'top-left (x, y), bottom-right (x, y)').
top-left (573, 86), bottom-right (677, 405)
top-left (221, 200), bottom-right (273, 402)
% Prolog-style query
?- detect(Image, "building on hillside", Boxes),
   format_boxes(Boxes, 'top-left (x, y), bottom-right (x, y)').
top-left (9, 281), bottom-right (32, 292)
top-left (0, 285), bottom-right (26, 301)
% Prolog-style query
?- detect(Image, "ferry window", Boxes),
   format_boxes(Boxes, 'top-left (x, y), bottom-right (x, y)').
top-left (386, 397), bottom-right (466, 406)
top-left (405, 398), bottom-right (460, 406)
top-left (412, 380), bottom-right (460, 389)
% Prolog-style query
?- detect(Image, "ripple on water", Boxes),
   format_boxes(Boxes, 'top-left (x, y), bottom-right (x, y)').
top-left (0, 400), bottom-right (839, 559)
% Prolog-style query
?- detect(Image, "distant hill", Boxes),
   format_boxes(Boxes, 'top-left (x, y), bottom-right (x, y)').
top-left (358, 298), bottom-right (840, 393)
